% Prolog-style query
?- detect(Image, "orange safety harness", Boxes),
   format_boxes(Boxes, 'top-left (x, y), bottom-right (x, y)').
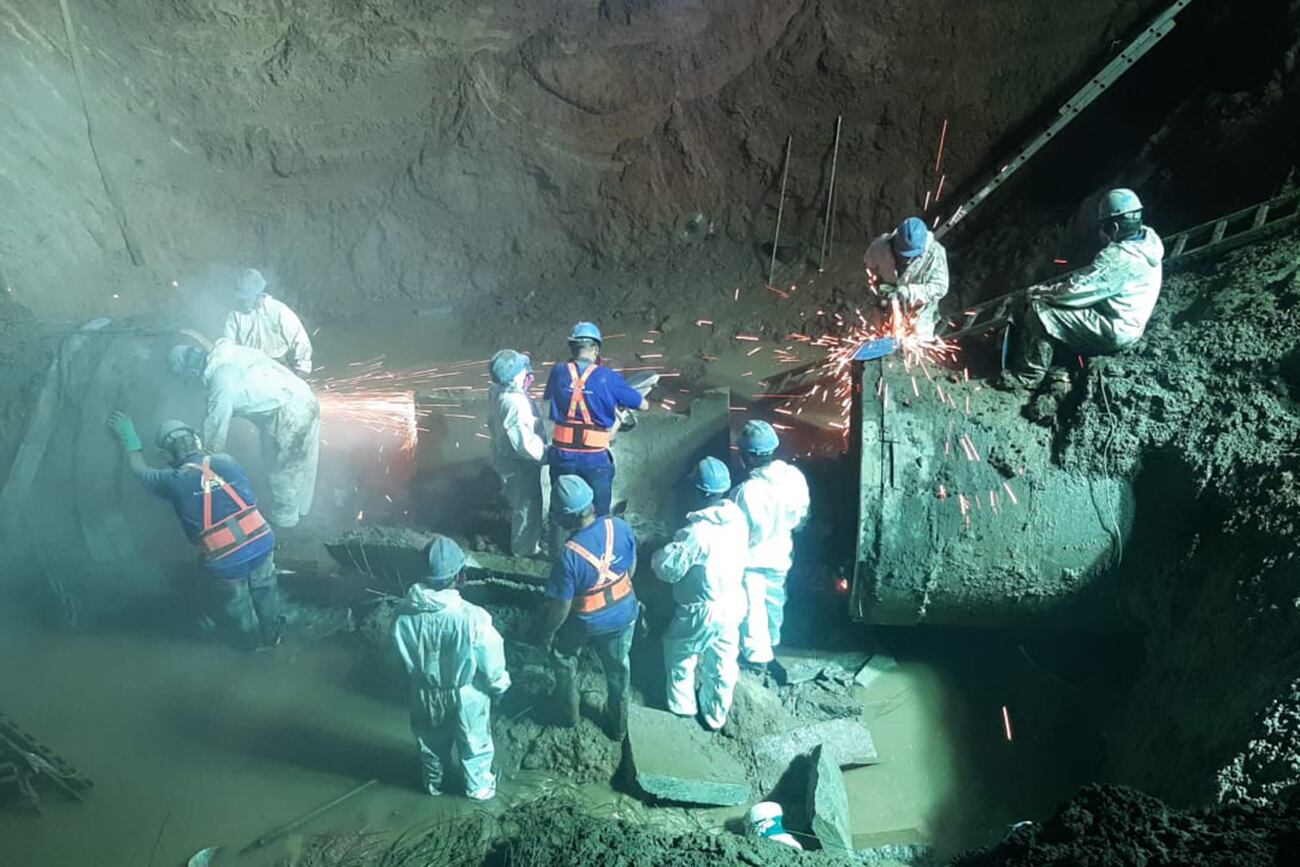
top-left (183, 457), bottom-right (272, 561)
top-left (565, 518), bottom-right (633, 614)
top-left (552, 362), bottom-right (613, 452)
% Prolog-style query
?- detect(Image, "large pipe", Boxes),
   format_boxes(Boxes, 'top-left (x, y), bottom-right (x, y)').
top-left (849, 356), bottom-right (1134, 630)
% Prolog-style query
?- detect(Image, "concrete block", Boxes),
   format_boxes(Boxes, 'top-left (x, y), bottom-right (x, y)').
top-left (854, 653), bottom-right (899, 688)
top-left (626, 704), bottom-right (751, 806)
top-left (807, 744), bottom-right (853, 852)
top-left (754, 718), bottom-right (878, 780)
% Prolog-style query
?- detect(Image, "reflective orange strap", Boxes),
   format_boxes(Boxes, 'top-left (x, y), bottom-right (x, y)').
top-left (184, 458), bottom-right (251, 531)
top-left (564, 519), bottom-right (618, 582)
top-left (564, 362), bottom-right (595, 426)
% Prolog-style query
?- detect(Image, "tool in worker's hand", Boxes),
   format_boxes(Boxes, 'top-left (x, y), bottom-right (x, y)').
top-left (615, 370), bottom-right (660, 432)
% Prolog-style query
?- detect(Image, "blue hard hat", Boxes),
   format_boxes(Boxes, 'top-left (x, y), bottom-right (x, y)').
top-left (1098, 188), bottom-right (1143, 221)
top-left (739, 420), bottom-right (780, 455)
top-left (489, 349), bottom-right (532, 385)
top-left (892, 217), bottom-right (929, 259)
top-left (168, 344), bottom-right (206, 377)
top-left (568, 321), bottom-right (603, 344)
top-left (235, 268), bottom-right (268, 301)
top-left (554, 474), bottom-right (595, 515)
top-left (426, 534), bottom-right (467, 583)
top-left (692, 457), bottom-right (732, 494)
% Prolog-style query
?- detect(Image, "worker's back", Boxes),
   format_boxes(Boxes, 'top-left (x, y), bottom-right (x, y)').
top-left (204, 339), bottom-right (311, 415)
top-left (1098, 228), bottom-right (1164, 345)
top-left (732, 460), bottom-right (810, 572)
top-left (392, 584), bottom-right (498, 692)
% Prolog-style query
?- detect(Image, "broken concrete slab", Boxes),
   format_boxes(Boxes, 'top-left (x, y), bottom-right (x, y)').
top-left (464, 549), bottom-right (550, 587)
top-left (807, 744), bottom-right (853, 852)
top-left (777, 651), bottom-right (873, 686)
top-left (626, 704), bottom-right (751, 806)
top-left (754, 718), bottom-right (878, 785)
top-left (854, 653), bottom-right (899, 688)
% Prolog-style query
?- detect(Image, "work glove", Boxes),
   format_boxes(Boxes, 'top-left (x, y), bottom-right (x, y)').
top-left (106, 411), bottom-right (142, 452)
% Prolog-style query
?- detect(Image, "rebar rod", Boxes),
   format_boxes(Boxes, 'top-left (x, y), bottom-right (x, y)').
top-left (767, 135), bottom-right (793, 286)
top-left (819, 116), bottom-right (843, 271)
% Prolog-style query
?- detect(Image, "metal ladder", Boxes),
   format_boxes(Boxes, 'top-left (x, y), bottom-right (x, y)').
top-left (938, 188), bottom-right (1300, 342)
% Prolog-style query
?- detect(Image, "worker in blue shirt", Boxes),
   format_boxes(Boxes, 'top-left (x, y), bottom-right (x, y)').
top-left (106, 412), bottom-right (282, 650)
top-left (543, 321), bottom-right (648, 534)
top-left (537, 475), bottom-right (640, 740)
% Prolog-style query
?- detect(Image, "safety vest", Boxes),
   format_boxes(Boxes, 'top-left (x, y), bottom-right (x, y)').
top-left (183, 458), bottom-right (272, 562)
top-left (552, 362), bottom-right (613, 452)
top-left (566, 518), bottom-right (633, 614)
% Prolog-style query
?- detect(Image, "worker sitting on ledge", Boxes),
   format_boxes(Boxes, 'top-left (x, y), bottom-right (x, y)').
top-left (106, 413), bottom-right (282, 650)
top-left (863, 216), bottom-right (950, 340)
top-left (997, 188), bottom-right (1164, 391)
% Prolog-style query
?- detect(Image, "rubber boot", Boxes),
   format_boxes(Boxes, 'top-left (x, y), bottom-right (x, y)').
top-left (606, 695), bottom-right (628, 741)
top-left (554, 664), bottom-right (580, 727)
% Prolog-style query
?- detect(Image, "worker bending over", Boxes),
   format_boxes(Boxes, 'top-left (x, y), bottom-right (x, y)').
top-left (538, 475), bottom-right (639, 740)
top-left (106, 413), bottom-right (282, 650)
top-left (487, 350), bottom-right (547, 557)
top-left (223, 268), bottom-right (314, 377)
top-left (863, 216), bottom-right (950, 340)
top-left (169, 339), bottom-right (320, 528)
top-left (543, 321), bottom-right (648, 536)
top-left (732, 421), bottom-right (810, 667)
top-left (392, 536), bottom-right (511, 801)
top-left (651, 457), bottom-right (749, 731)
top-left (999, 188), bottom-right (1164, 390)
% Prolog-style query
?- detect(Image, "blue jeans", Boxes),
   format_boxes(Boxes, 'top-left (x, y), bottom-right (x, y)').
top-left (211, 553), bottom-right (282, 650)
top-left (553, 620), bottom-right (634, 737)
top-left (549, 450), bottom-right (614, 516)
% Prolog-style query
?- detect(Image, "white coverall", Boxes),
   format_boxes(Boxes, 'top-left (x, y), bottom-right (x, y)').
top-left (487, 378), bottom-right (547, 556)
top-left (731, 460), bottom-right (810, 664)
top-left (650, 499), bottom-right (749, 729)
top-left (201, 339), bottom-right (320, 527)
top-left (223, 294), bottom-right (314, 376)
top-left (1024, 228), bottom-right (1165, 376)
top-left (863, 232), bottom-right (950, 340)
top-left (391, 583), bottom-right (511, 797)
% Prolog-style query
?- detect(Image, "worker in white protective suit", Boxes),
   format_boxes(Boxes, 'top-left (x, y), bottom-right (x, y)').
top-left (651, 457), bottom-right (749, 730)
top-left (731, 420), bottom-right (809, 668)
top-left (392, 535), bottom-right (511, 800)
top-left (223, 268), bottom-right (314, 377)
top-left (169, 339), bottom-right (320, 528)
top-left (863, 216), bottom-right (950, 340)
top-left (998, 188), bottom-right (1164, 390)
top-left (487, 349), bottom-right (547, 557)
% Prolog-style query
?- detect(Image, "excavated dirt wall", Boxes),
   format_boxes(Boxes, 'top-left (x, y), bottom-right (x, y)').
top-left (0, 0), bottom-right (1157, 325)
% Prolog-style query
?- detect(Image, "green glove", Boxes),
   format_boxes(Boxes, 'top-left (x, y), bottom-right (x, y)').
top-left (106, 411), bottom-right (142, 452)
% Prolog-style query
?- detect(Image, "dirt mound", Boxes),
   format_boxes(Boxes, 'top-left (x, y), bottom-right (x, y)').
top-left (952, 784), bottom-right (1300, 867)
top-left (1218, 680), bottom-right (1300, 809)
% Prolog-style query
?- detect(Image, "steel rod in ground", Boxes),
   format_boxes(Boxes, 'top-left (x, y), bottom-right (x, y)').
top-left (239, 779), bottom-right (379, 855)
top-left (819, 115), bottom-right (843, 271)
top-left (768, 135), bottom-right (793, 286)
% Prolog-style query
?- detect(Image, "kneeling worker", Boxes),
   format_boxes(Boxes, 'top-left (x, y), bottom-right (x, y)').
top-left (392, 535), bottom-right (511, 801)
top-left (863, 216), bottom-right (950, 340)
top-left (538, 475), bottom-right (639, 740)
top-left (999, 188), bottom-right (1164, 390)
top-left (106, 413), bottom-right (282, 649)
top-left (652, 457), bottom-right (749, 731)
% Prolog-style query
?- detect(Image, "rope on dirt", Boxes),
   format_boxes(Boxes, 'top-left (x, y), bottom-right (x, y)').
top-left (1093, 366), bottom-right (1124, 568)
top-left (56, 0), bottom-right (145, 265)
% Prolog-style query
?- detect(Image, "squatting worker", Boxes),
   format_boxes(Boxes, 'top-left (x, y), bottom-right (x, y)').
top-left (392, 535), bottom-right (510, 802)
top-left (223, 268), bottom-right (314, 377)
top-left (863, 216), bottom-right (950, 340)
top-left (537, 475), bottom-right (639, 741)
top-left (105, 413), bottom-right (282, 650)
top-left (487, 349), bottom-right (547, 557)
top-left (543, 322), bottom-right (648, 533)
top-left (998, 188), bottom-right (1164, 391)
top-left (651, 457), bottom-right (749, 731)
top-left (731, 420), bottom-right (809, 669)
top-left (169, 339), bottom-right (320, 528)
